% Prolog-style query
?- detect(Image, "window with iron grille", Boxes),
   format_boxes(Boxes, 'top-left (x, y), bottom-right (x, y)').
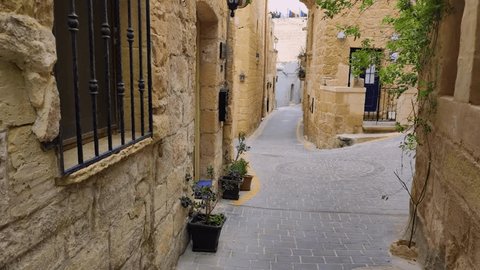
top-left (54, 0), bottom-right (153, 175)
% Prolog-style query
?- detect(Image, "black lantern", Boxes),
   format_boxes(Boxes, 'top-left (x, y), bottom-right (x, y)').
top-left (227, 0), bottom-right (249, 17)
top-left (227, 0), bottom-right (239, 17)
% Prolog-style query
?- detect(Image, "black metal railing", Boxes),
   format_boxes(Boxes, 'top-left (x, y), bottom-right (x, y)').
top-left (363, 87), bottom-right (398, 121)
top-left (57, 0), bottom-right (153, 175)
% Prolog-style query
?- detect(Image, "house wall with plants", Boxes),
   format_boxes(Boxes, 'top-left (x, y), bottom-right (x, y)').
top-left (412, 0), bottom-right (480, 268)
top-left (300, 1), bottom-right (414, 148)
top-left (0, 0), bottom-right (228, 269)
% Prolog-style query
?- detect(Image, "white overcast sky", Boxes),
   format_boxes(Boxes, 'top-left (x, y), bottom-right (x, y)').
top-left (268, 0), bottom-right (308, 16)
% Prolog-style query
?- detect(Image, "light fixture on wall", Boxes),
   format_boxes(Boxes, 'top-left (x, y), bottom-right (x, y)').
top-left (227, 0), bottom-right (250, 17)
top-left (337, 31), bottom-right (346, 40)
top-left (256, 52), bottom-right (260, 63)
top-left (239, 72), bottom-right (246, 82)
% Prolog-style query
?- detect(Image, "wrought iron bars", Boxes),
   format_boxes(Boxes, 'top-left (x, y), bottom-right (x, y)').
top-left (101, 0), bottom-right (113, 151)
top-left (87, 0), bottom-right (100, 156)
top-left (138, 0), bottom-right (146, 136)
top-left (60, 0), bottom-right (153, 175)
top-left (68, 0), bottom-right (83, 164)
top-left (127, 0), bottom-right (136, 140)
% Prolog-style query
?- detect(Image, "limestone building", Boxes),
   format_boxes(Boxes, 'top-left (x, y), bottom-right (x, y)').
top-left (300, 0), bottom-right (416, 148)
top-left (274, 17), bottom-right (307, 108)
top-left (411, 0), bottom-right (480, 268)
top-left (227, 0), bottom-right (277, 136)
top-left (0, 0), bottom-right (267, 269)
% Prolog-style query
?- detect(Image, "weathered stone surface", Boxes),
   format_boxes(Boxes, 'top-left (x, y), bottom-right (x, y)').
top-left (0, 0), bottom-right (53, 27)
top-left (0, 61), bottom-right (36, 129)
top-left (0, 13), bottom-right (60, 142)
top-left (0, 13), bottom-right (55, 72)
top-left (0, 0), bottom-right (232, 269)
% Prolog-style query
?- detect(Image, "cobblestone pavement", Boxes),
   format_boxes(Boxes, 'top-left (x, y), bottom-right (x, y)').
top-left (177, 106), bottom-right (412, 270)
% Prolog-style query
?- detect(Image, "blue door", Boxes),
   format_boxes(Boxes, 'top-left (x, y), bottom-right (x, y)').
top-left (361, 65), bottom-right (380, 112)
top-left (348, 48), bottom-right (381, 112)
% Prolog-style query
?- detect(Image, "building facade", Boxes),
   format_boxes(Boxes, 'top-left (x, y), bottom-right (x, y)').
top-left (413, 0), bottom-right (480, 268)
top-left (273, 17), bottom-right (307, 108)
top-left (227, 0), bottom-right (276, 136)
top-left (0, 0), bottom-right (267, 269)
top-left (300, 0), bottom-right (416, 148)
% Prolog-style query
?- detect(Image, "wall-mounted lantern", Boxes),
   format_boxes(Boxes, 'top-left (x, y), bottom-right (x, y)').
top-left (256, 52), bottom-right (260, 64)
top-left (227, 0), bottom-right (250, 17)
top-left (337, 31), bottom-right (346, 40)
top-left (239, 72), bottom-right (246, 82)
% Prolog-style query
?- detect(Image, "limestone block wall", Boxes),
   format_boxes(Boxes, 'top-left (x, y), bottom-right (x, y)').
top-left (273, 18), bottom-right (307, 63)
top-left (413, 0), bottom-right (480, 268)
top-left (264, 15), bottom-right (277, 115)
top-left (308, 85), bottom-right (366, 148)
top-left (196, 0), bottom-right (229, 179)
top-left (0, 0), bottom-right (228, 269)
top-left (230, 0), bottom-right (269, 136)
top-left (301, 1), bottom-right (402, 148)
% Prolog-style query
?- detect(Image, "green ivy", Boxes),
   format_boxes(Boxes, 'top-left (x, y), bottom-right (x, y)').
top-left (315, 0), bottom-right (447, 249)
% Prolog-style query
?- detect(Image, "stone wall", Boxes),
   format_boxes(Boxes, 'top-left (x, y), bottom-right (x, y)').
top-left (0, 0), bottom-right (228, 269)
top-left (300, 1), bottom-right (414, 148)
top-left (413, 0), bottom-right (480, 268)
top-left (230, 0), bottom-right (271, 136)
top-left (273, 18), bottom-right (307, 63)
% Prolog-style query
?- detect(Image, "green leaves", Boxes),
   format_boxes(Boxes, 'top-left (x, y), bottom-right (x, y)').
top-left (349, 39), bottom-right (381, 77)
top-left (316, 0), bottom-right (375, 18)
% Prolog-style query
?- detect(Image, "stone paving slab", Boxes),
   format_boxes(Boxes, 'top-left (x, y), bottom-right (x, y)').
top-left (176, 106), bottom-right (411, 270)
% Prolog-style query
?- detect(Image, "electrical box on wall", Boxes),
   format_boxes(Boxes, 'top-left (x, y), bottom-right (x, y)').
top-left (219, 87), bottom-right (229, 122)
top-left (219, 42), bottom-right (227, 60)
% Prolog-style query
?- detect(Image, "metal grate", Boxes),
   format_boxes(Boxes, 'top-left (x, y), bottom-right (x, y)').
top-left (363, 87), bottom-right (398, 122)
top-left (56, 0), bottom-right (153, 175)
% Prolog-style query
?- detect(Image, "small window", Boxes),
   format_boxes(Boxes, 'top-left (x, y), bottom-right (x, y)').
top-left (54, 0), bottom-right (153, 175)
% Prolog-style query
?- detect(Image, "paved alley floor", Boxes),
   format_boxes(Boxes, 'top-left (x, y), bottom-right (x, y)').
top-left (177, 106), bottom-right (412, 270)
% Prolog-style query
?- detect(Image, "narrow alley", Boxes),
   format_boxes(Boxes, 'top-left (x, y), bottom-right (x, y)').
top-left (177, 105), bottom-right (412, 270)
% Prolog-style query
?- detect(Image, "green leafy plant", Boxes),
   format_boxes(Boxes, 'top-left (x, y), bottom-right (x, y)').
top-left (316, 0), bottom-right (447, 248)
top-left (234, 132), bottom-right (251, 161)
top-left (229, 158), bottom-right (249, 177)
top-left (180, 172), bottom-right (225, 226)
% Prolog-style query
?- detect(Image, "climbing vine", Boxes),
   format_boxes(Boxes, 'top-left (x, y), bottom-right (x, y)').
top-left (315, 0), bottom-right (448, 248)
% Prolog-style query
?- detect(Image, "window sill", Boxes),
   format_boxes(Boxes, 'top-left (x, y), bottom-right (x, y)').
top-left (56, 135), bottom-right (153, 186)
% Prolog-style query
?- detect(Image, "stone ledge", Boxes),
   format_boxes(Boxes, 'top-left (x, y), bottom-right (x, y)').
top-left (321, 85), bottom-right (366, 93)
top-left (56, 138), bottom-right (154, 186)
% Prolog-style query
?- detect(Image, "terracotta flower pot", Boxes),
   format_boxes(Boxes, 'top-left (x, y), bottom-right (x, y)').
top-left (240, 175), bottom-right (253, 191)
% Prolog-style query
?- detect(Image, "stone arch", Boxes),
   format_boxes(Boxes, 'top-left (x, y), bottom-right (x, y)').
top-left (194, 1), bottom-right (222, 180)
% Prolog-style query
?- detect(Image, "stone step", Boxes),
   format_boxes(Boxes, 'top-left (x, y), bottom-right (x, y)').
top-left (363, 121), bottom-right (398, 133)
top-left (337, 132), bottom-right (401, 147)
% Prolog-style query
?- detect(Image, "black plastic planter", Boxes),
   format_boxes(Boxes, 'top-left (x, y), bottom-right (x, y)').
top-left (188, 214), bottom-right (226, 252)
top-left (220, 176), bottom-right (242, 200)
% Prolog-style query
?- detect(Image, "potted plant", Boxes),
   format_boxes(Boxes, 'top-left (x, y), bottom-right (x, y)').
top-left (221, 132), bottom-right (253, 198)
top-left (234, 132), bottom-right (254, 191)
top-left (180, 172), bottom-right (226, 253)
top-left (220, 169), bottom-right (242, 200)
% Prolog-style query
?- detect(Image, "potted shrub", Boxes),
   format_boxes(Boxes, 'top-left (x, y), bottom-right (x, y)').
top-left (220, 169), bottom-right (242, 200)
top-left (180, 172), bottom-right (226, 253)
top-left (220, 132), bottom-right (253, 198)
top-left (234, 133), bottom-right (253, 191)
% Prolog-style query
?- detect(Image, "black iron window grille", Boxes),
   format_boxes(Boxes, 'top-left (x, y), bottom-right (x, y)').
top-left (54, 0), bottom-right (153, 175)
